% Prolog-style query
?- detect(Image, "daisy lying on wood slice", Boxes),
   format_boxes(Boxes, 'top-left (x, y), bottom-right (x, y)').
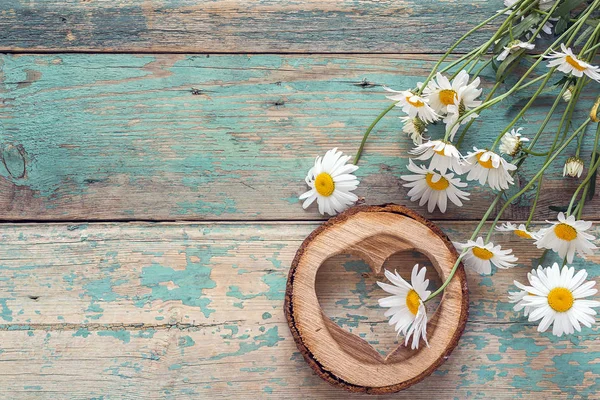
top-left (296, 0), bottom-right (600, 344)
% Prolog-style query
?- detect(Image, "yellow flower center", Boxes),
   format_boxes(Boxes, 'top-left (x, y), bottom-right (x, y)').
top-left (554, 223), bottom-right (577, 241)
top-left (514, 230), bottom-right (532, 239)
top-left (476, 152), bottom-right (494, 169)
top-left (406, 95), bottom-right (424, 108)
top-left (547, 287), bottom-right (574, 312)
top-left (439, 89), bottom-right (457, 106)
top-left (565, 55), bottom-right (586, 72)
top-left (425, 173), bottom-right (449, 191)
top-left (406, 289), bottom-right (421, 316)
top-left (472, 246), bottom-right (494, 260)
top-left (314, 172), bottom-right (335, 197)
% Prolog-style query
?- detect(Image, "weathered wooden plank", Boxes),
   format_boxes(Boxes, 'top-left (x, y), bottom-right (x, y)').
top-left (0, 0), bottom-right (499, 53)
top-left (0, 222), bottom-right (598, 397)
top-left (0, 54), bottom-right (597, 221)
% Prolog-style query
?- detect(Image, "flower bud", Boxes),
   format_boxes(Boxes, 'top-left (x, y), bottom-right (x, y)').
top-left (563, 157), bottom-right (584, 178)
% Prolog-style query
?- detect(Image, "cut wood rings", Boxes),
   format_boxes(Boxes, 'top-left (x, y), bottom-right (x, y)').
top-left (284, 204), bottom-right (469, 394)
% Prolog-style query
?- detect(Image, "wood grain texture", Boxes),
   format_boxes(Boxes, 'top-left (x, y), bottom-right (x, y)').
top-left (0, 0), bottom-right (499, 53)
top-left (0, 53), bottom-right (597, 222)
top-left (0, 221), bottom-right (598, 398)
top-left (286, 204), bottom-right (468, 393)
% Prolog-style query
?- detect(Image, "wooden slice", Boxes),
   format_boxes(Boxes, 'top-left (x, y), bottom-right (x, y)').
top-left (284, 204), bottom-right (469, 394)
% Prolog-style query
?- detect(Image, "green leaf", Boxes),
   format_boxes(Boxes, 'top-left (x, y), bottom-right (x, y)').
top-left (493, 14), bottom-right (542, 53)
top-left (553, 0), bottom-right (586, 18)
top-left (495, 49), bottom-right (526, 82)
top-left (549, 205), bottom-right (569, 212)
top-left (574, 25), bottom-right (595, 46)
top-left (555, 17), bottom-right (569, 35)
top-left (512, 13), bottom-right (543, 37)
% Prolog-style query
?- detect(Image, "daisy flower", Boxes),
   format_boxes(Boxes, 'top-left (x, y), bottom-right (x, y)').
top-left (562, 85), bottom-right (575, 102)
top-left (499, 127), bottom-right (529, 157)
top-left (563, 157), bottom-right (584, 178)
top-left (534, 212), bottom-right (596, 264)
top-left (443, 72), bottom-right (482, 140)
top-left (377, 264), bottom-right (431, 349)
top-left (497, 40), bottom-right (535, 62)
top-left (299, 148), bottom-right (359, 216)
top-left (454, 237), bottom-right (518, 275)
top-left (520, 263), bottom-right (600, 337)
top-left (463, 148), bottom-right (517, 191)
top-left (495, 222), bottom-right (539, 240)
top-left (510, 266), bottom-right (545, 317)
top-left (545, 44), bottom-right (600, 82)
top-left (400, 116), bottom-right (428, 145)
top-left (409, 140), bottom-right (465, 174)
top-left (384, 87), bottom-right (439, 123)
top-left (401, 160), bottom-right (469, 213)
top-left (422, 71), bottom-right (466, 114)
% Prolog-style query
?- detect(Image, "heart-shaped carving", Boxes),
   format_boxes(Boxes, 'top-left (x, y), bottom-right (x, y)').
top-left (315, 251), bottom-right (441, 359)
top-left (284, 204), bottom-right (469, 394)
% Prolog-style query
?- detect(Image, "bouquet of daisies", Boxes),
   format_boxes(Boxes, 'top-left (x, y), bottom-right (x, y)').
top-left (299, 0), bottom-right (600, 349)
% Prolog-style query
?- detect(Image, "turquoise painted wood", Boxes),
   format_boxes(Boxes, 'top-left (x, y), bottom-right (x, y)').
top-left (0, 0), bottom-right (599, 398)
top-left (0, 222), bottom-right (597, 398)
top-left (0, 0), bottom-right (499, 53)
top-left (0, 54), bottom-right (597, 221)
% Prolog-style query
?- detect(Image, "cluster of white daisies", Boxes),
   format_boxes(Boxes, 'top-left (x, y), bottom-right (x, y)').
top-left (378, 261), bottom-right (599, 349)
top-left (376, 212), bottom-right (598, 349)
top-left (296, 36), bottom-right (600, 348)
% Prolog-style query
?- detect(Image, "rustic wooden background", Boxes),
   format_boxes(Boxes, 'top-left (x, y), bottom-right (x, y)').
top-left (0, 1), bottom-right (598, 398)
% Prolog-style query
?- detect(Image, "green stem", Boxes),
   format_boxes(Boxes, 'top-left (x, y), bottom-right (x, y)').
top-left (353, 103), bottom-right (396, 165)
top-left (567, 123), bottom-right (600, 214)
top-left (425, 195), bottom-right (503, 302)
top-left (525, 176), bottom-right (543, 228)
top-left (417, 0), bottom-right (536, 94)
top-left (490, 70), bottom-right (555, 150)
top-left (455, 80), bottom-right (502, 148)
top-left (521, 148), bottom-right (549, 156)
top-left (485, 119), bottom-right (592, 242)
top-left (449, 2), bottom-right (599, 134)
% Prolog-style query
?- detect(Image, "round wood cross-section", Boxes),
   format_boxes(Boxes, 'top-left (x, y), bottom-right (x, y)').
top-left (284, 204), bottom-right (469, 394)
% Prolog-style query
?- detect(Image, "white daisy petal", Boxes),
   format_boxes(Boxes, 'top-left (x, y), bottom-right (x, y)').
top-left (298, 148), bottom-right (359, 216)
top-left (377, 264), bottom-right (431, 349)
top-left (384, 87), bottom-right (439, 123)
top-left (463, 148), bottom-right (516, 190)
top-left (534, 213), bottom-right (597, 263)
top-left (515, 262), bottom-right (600, 337)
top-left (545, 44), bottom-right (600, 83)
top-left (455, 237), bottom-right (517, 275)
top-left (495, 222), bottom-right (539, 240)
top-left (401, 159), bottom-right (470, 213)
top-left (499, 127), bottom-right (529, 157)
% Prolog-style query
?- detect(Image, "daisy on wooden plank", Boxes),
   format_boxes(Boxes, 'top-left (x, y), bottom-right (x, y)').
top-left (454, 237), bottom-right (518, 275)
top-left (401, 159), bottom-right (470, 213)
top-left (409, 140), bottom-right (465, 174)
top-left (518, 263), bottom-right (600, 337)
top-left (463, 148), bottom-right (517, 191)
top-left (495, 222), bottom-right (538, 240)
top-left (299, 148), bottom-right (359, 216)
top-left (534, 212), bottom-right (596, 264)
top-left (384, 87), bottom-right (439, 123)
top-left (545, 44), bottom-right (600, 82)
